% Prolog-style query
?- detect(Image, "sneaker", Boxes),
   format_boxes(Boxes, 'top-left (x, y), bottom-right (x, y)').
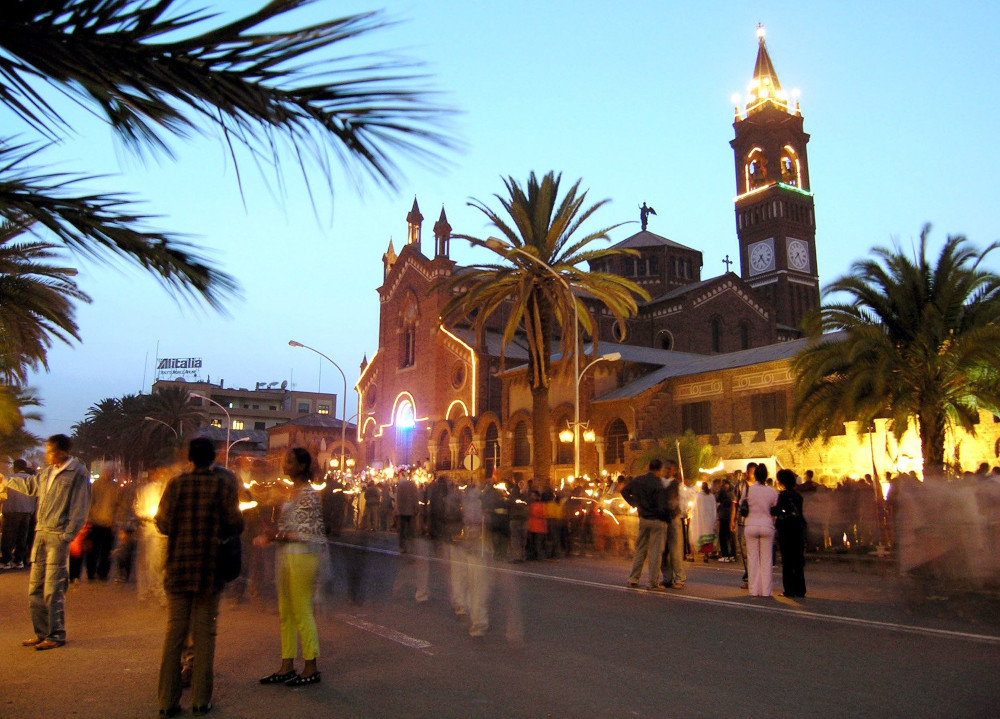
top-left (13, 562), bottom-right (23, 569)
top-left (646, 584), bottom-right (668, 592)
top-left (626, 581), bottom-right (640, 589)
top-left (670, 582), bottom-right (685, 590)
top-left (0, 562), bottom-right (12, 570)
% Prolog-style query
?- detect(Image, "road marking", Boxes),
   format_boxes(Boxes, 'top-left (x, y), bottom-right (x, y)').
top-left (331, 540), bottom-right (1000, 646)
top-left (336, 613), bottom-right (435, 655)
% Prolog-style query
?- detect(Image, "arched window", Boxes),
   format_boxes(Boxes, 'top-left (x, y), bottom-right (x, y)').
top-left (513, 421), bottom-right (530, 467)
top-left (658, 330), bottom-right (673, 350)
top-left (745, 148), bottom-right (767, 192)
top-left (484, 423), bottom-right (500, 478)
top-left (436, 431), bottom-right (451, 470)
top-left (739, 321), bottom-right (751, 350)
top-left (605, 418), bottom-right (629, 465)
top-left (711, 317), bottom-right (722, 354)
top-left (395, 399), bottom-right (415, 464)
top-left (780, 145), bottom-right (800, 187)
top-left (399, 292), bottom-right (418, 368)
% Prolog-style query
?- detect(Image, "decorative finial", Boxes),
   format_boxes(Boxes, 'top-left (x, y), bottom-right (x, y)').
top-left (639, 202), bottom-right (657, 231)
top-left (757, 23), bottom-right (765, 41)
top-left (723, 254), bottom-right (733, 272)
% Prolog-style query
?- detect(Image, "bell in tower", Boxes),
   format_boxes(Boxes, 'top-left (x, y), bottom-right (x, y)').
top-left (406, 197), bottom-right (423, 249)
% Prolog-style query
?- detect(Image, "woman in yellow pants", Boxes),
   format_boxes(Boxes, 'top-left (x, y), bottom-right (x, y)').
top-left (257, 448), bottom-right (326, 687)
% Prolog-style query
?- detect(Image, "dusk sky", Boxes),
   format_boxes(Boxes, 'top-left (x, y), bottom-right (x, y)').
top-left (21, 0), bottom-right (1000, 439)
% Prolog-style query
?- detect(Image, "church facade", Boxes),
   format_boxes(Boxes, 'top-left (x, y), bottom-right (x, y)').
top-left (353, 30), bottom-right (1000, 482)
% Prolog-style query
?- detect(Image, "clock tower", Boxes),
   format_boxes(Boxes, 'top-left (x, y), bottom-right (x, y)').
top-left (731, 26), bottom-right (819, 330)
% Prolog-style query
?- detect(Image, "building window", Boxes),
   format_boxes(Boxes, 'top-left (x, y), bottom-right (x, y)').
top-left (297, 401), bottom-right (310, 413)
top-left (513, 422), bottom-right (530, 467)
top-left (210, 419), bottom-right (222, 428)
top-left (739, 322), bottom-right (750, 350)
top-left (658, 330), bottom-right (673, 350)
top-left (711, 317), bottom-right (722, 353)
top-left (436, 431), bottom-right (451, 470)
top-left (365, 440), bottom-right (376, 467)
top-left (750, 392), bottom-right (787, 431)
top-left (681, 401), bottom-right (712, 435)
top-left (254, 421), bottom-right (265, 431)
top-left (317, 404), bottom-right (330, 415)
top-left (605, 418), bottom-right (628, 464)
top-left (232, 420), bottom-right (244, 430)
top-left (400, 293), bottom-right (418, 368)
top-left (484, 423), bottom-right (500, 478)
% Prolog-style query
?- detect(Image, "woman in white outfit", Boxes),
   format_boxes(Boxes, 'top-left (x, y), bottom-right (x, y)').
top-left (744, 463), bottom-right (778, 597)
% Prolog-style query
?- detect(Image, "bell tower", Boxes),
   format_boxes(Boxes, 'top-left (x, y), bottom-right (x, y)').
top-left (731, 25), bottom-right (819, 330)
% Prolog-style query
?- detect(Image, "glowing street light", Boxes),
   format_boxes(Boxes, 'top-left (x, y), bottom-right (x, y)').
top-left (189, 392), bottom-right (233, 468)
top-left (288, 340), bottom-right (348, 473)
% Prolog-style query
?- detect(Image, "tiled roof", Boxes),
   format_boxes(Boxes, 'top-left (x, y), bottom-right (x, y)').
top-left (611, 230), bottom-right (697, 252)
top-left (269, 413), bottom-right (357, 431)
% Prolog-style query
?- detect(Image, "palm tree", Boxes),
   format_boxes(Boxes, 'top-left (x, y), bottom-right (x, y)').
top-left (790, 225), bottom-right (1000, 477)
top-left (0, 215), bottom-right (90, 383)
top-left (440, 171), bottom-right (648, 483)
top-left (144, 384), bottom-right (206, 445)
top-left (0, 384), bottom-right (41, 459)
top-left (1, 0), bottom-right (453, 307)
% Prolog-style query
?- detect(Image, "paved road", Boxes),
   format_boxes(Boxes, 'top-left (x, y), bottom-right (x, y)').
top-left (1, 533), bottom-right (997, 718)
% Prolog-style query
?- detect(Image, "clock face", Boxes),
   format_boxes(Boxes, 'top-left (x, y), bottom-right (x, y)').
top-left (748, 239), bottom-right (775, 274)
top-left (787, 239), bottom-right (809, 271)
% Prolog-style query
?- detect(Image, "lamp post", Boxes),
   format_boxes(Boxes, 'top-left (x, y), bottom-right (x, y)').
top-left (228, 436), bottom-right (251, 464)
top-left (484, 238), bottom-right (594, 478)
top-left (143, 416), bottom-right (178, 439)
top-left (574, 351), bottom-right (621, 477)
top-left (189, 392), bottom-right (232, 468)
top-left (288, 340), bottom-right (348, 473)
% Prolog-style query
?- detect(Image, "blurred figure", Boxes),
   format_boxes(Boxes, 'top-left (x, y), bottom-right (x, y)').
top-left (257, 448), bottom-right (326, 687)
top-left (449, 479), bottom-right (492, 637)
top-left (745, 464), bottom-right (778, 598)
top-left (506, 482), bottom-right (529, 562)
top-left (690, 481), bottom-right (717, 560)
top-left (716, 478), bottom-right (736, 562)
top-left (85, 471), bottom-right (119, 581)
top-left (3, 434), bottom-right (90, 651)
top-left (135, 467), bottom-right (170, 606)
top-left (774, 469), bottom-right (806, 598)
top-left (155, 438), bottom-right (244, 717)
top-left (1, 459), bottom-right (37, 569)
top-left (395, 471), bottom-right (419, 554)
top-left (658, 460), bottom-right (685, 589)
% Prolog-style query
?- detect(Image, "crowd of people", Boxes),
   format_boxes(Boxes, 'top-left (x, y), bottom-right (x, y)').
top-left (2, 437), bottom-right (998, 714)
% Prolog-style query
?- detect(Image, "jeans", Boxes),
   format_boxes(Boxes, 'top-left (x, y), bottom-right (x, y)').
top-left (661, 516), bottom-right (686, 584)
top-left (628, 517), bottom-right (667, 586)
top-left (158, 590), bottom-right (222, 711)
top-left (28, 531), bottom-right (69, 641)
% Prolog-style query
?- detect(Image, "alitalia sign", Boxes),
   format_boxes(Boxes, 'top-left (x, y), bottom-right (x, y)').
top-left (156, 357), bottom-right (203, 379)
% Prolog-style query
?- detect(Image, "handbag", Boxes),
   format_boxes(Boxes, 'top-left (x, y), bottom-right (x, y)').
top-left (738, 488), bottom-right (749, 518)
top-left (217, 535), bottom-right (242, 584)
top-left (214, 471), bottom-right (242, 583)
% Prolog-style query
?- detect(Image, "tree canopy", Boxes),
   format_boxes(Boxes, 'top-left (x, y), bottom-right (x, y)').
top-left (790, 225), bottom-right (1000, 477)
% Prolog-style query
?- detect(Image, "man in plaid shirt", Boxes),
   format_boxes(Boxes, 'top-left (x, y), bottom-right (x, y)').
top-left (155, 437), bottom-right (243, 717)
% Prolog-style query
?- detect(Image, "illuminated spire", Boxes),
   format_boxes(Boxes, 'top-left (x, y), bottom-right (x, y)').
top-left (744, 25), bottom-right (791, 115)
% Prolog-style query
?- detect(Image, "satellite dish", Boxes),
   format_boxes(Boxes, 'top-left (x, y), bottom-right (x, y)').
top-left (280, 380), bottom-right (288, 390)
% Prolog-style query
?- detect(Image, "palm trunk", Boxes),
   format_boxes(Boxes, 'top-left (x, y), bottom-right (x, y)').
top-left (531, 382), bottom-right (552, 487)
top-left (918, 408), bottom-right (947, 479)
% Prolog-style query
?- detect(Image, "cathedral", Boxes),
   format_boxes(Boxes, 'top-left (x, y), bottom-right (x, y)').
top-left (352, 30), bottom-right (998, 481)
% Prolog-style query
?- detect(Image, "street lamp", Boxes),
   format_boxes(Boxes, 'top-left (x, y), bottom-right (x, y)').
top-left (228, 436), bottom-right (251, 462)
top-left (573, 352), bottom-right (621, 477)
top-left (288, 340), bottom-right (348, 473)
top-left (143, 416), bottom-right (178, 439)
top-left (189, 392), bottom-right (233, 468)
